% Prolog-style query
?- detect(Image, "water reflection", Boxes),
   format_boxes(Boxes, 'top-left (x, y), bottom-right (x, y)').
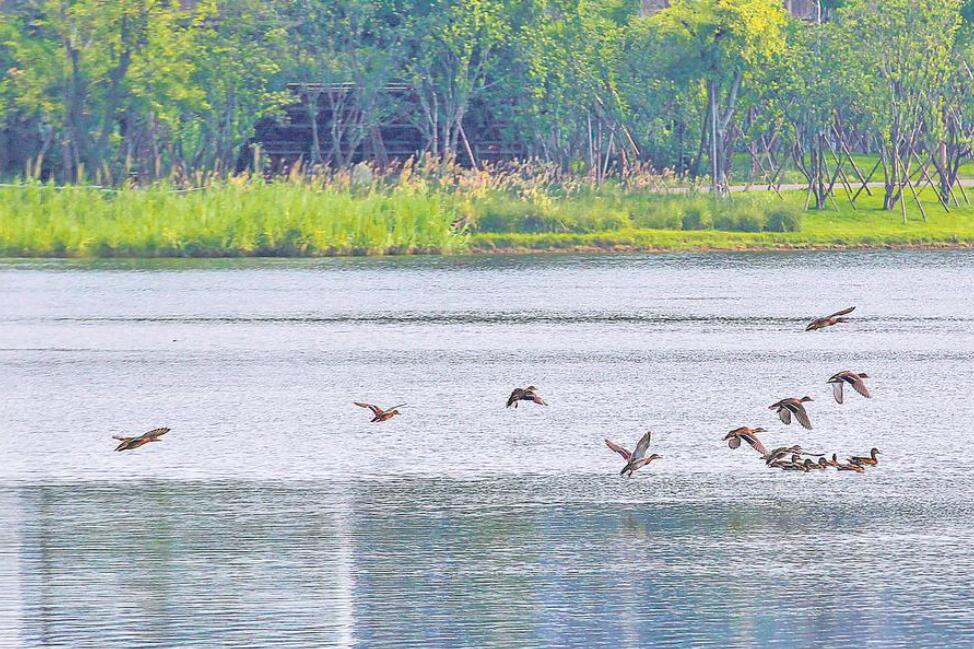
top-left (4, 479), bottom-right (974, 647)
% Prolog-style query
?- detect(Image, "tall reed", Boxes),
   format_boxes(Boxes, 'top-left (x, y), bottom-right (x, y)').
top-left (0, 177), bottom-right (462, 257)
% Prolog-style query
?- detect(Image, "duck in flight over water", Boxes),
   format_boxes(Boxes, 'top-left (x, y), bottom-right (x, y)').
top-left (506, 386), bottom-right (547, 408)
top-left (769, 396), bottom-right (814, 429)
top-left (605, 431), bottom-right (662, 477)
top-left (354, 402), bottom-right (406, 423)
top-left (806, 306), bottom-right (856, 331)
top-left (828, 370), bottom-right (871, 404)
top-left (113, 427), bottom-right (170, 452)
top-left (724, 427), bottom-right (769, 455)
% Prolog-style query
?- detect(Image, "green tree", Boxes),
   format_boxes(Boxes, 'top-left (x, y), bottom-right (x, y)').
top-left (405, 0), bottom-right (513, 159)
top-left (651, 0), bottom-right (787, 193)
top-left (838, 0), bottom-right (962, 215)
top-left (283, 0), bottom-right (408, 166)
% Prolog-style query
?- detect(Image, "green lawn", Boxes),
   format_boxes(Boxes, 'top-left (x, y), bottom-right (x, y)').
top-left (726, 152), bottom-right (974, 187)
top-left (469, 191), bottom-right (974, 253)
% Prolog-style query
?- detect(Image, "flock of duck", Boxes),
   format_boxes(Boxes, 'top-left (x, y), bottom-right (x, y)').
top-left (111, 305), bottom-right (881, 477)
top-left (604, 306), bottom-right (881, 477)
top-left (720, 306), bottom-right (881, 475)
top-left (727, 366), bottom-right (881, 473)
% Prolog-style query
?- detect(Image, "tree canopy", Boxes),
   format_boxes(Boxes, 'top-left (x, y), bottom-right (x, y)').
top-left (2, 0), bottom-right (974, 211)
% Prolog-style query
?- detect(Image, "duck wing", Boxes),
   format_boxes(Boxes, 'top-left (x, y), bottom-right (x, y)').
top-left (143, 427), bottom-right (170, 440)
top-left (739, 433), bottom-right (768, 456)
top-left (777, 407), bottom-right (792, 425)
top-left (631, 431), bottom-right (652, 462)
top-left (506, 389), bottom-right (523, 408)
top-left (528, 392), bottom-right (547, 405)
top-left (790, 403), bottom-right (813, 430)
top-left (847, 374), bottom-right (871, 398)
top-left (827, 306), bottom-right (856, 319)
top-left (386, 404), bottom-right (407, 411)
top-left (832, 381), bottom-right (844, 404)
top-left (605, 439), bottom-right (632, 461)
top-left (354, 402), bottom-right (382, 414)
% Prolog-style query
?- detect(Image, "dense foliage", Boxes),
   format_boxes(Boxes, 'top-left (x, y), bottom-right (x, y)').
top-left (2, 0), bottom-right (974, 214)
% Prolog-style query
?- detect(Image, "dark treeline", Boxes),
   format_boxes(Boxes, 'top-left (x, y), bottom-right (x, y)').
top-left (2, 0), bottom-right (974, 213)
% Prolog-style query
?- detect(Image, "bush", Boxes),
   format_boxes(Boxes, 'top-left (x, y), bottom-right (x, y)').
top-left (471, 196), bottom-right (558, 233)
top-left (556, 199), bottom-right (632, 232)
top-left (628, 197), bottom-right (683, 230)
top-left (713, 201), bottom-right (765, 232)
top-left (765, 206), bottom-right (803, 232)
top-left (681, 199), bottom-right (713, 230)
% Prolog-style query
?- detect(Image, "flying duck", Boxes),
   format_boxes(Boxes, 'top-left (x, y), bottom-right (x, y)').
top-left (506, 386), bottom-right (547, 408)
top-left (354, 402), bottom-right (406, 423)
top-left (769, 396), bottom-right (814, 429)
top-left (113, 427), bottom-right (170, 452)
top-left (605, 431), bottom-right (662, 477)
top-left (806, 306), bottom-right (856, 331)
top-left (828, 371), bottom-right (871, 404)
top-left (724, 427), bottom-right (769, 456)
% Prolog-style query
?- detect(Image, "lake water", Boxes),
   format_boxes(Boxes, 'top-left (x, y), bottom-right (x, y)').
top-left (1, 251), bottom-right (973, 648)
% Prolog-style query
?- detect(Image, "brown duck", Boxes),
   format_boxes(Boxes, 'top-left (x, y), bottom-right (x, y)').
top-left (506, 386), bottom-right (547, 408)
top-left (763, 445), bottom-right (802, 464)
top-left (780, 461), bottom-right (808, 472)
top-left (354, 402), bottom-right (406, 423)
top-left (763, 445), bottom-right (823, 465)
top-left (724, 427), bottom-right (769, 456)
top-left (803, 458), bottom-right (827, 471)
top-left (848, 448), bottom-right (881, 467)
top-left (769, 396), bottom-right (814, 429)
top-left (806, 306), bottom-right (855, 331)
top-left (836, 462), bottom-right (865, 473)
top-left (828, 371), bottom-right (871, 404)
top-left (113, 427), bottom-right (170, 452)
top-left (605, 431), bottom-right (662, 477)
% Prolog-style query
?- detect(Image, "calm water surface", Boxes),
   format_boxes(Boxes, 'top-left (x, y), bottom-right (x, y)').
top-left (1, 251), bottom-right (973, 647)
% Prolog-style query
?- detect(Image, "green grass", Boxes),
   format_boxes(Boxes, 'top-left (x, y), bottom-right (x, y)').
top-left (0, 178), bottom-right (971, 257)
top-left (470, 191), bottom-right (974, 252)
top-left (726, 152), bottom-right (974, 186)
top-left (0, 180), bottom-right (462, 257)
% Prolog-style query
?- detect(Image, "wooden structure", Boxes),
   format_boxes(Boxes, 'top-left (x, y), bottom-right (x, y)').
top-left (243, 82), bottom-right (523, 170)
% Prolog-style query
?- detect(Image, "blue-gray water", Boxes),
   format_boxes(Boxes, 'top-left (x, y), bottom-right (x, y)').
top-left (1, 252), bottom-right (972, 648)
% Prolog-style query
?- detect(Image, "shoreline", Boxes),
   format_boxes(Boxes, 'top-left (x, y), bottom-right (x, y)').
top-left (1, 240), bottom-right (972, 260)
top-left (467, 240), bottom-right (974, 255)
top-left (5, 182), bottom-right (974, 259)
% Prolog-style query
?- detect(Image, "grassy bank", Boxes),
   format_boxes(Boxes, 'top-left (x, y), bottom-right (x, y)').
top-left (0, 180), bottom-right (461, 256)
top-left (470, 193), bottom-right (974, 252)
top-left (1, 173), bottom-right (972, 257)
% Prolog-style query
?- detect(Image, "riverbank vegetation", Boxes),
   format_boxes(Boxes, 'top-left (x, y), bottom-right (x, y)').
top-left (2, 167), bottom-right (971, 257)
top-left (2, 3), bottom-right (974, 202)
top-left (3, 0), bottom-right (974, 256)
